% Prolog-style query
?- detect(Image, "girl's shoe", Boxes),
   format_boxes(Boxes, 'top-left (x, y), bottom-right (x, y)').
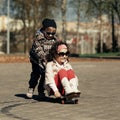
top-left (65, 92), bottom-right (76, 100)
top-left (74, 91), bottom-right (81, 97)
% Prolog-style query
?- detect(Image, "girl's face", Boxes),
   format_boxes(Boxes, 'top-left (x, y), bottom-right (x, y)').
top-left (55, 44), bottom-right (69, 65)
top-left (44, 27), bottom-right (56, 40)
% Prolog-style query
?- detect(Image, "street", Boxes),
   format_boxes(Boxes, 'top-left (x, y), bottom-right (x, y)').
top-left (0, 61), bottom-right (120, 120)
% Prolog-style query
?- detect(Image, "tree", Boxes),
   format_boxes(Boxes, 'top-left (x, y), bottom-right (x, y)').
top-left (103, 0), bottom-right (119, 52)
top-left (61, 0), bottom-right (67, 41)
top-left (11, 0), bottom-right (61, 54)
top-left (68, 0), bottom-right (88, 54)
top-left (111, 0), bottom-right (120, 24)
top-left (87, 0), bottom-right (120, 52)
top-left (0, 0), bottom-right (6, 15)
top-left (87, 0), bottom-right (106, 53)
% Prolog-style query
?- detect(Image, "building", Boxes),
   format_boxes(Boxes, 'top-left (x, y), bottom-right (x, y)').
top-left (0, 15), bottom-right (120, 54)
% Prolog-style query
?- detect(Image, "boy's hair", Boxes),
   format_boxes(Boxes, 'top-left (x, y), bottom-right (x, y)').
top-left (42, 18), bottom-right (57, 29)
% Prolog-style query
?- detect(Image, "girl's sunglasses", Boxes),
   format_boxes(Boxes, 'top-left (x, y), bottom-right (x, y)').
top-left (57, 51), bottom-right (70, 56)
top-left (46, 32), bottom-right (56, 36)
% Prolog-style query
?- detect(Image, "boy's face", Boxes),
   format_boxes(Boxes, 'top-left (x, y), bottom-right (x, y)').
top-left (44, 27), bottom-right (56, 40)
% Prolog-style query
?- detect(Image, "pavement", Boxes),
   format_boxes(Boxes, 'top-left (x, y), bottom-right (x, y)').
top-left (0, 60), bottom-right (120, 120)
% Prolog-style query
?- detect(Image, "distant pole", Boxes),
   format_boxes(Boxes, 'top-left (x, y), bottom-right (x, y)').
top-left (7, 0), bottom-right (10, 54)
top-left (61, 0), bottom-right (67, 41)
top-left (100, 0), bottom-right (104, 53)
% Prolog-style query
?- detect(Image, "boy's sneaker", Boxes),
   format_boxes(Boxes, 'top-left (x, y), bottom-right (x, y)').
top-left (26, 88), bottom-right (34, 98)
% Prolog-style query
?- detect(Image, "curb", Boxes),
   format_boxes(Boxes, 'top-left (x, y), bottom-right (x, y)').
top-left (0, 55), bottom-right (120, 63)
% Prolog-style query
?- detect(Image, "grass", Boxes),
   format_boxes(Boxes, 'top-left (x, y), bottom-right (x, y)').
top-left (79, 52), bottom-right (120, 58)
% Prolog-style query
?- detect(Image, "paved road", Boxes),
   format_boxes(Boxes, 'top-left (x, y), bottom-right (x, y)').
top-left (0, 61), bottom-right (120, 120)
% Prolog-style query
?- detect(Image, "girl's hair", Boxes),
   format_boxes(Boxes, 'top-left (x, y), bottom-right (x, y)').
top-left (47, 41), bottom-right (70, 62)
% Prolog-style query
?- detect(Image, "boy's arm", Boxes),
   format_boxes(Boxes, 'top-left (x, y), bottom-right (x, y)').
top-left (30, 31), bottom-right (46, 64)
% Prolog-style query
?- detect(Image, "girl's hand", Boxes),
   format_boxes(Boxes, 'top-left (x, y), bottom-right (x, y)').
top-left (54, 91), bottom-right (61, 98)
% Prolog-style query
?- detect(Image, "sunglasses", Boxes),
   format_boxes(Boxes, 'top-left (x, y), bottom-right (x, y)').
top-left (57, 52), bottom-right (70, 56)
top-left (46, 32), bottom-right (56, 36)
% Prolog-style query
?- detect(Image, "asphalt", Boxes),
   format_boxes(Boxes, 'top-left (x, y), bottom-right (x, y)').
top-left (0, 61), bottom-right (120, 120)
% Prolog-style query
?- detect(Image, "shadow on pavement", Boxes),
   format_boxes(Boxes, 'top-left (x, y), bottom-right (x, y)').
top-left (15, 94), bottom-right (60, 103)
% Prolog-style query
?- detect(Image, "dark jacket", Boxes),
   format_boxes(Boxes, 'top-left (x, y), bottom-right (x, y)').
top-left (30, 29), bottom-right (57, 69)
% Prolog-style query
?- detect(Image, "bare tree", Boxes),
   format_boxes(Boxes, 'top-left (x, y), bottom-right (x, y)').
top-left (12, 0), bottom-right (60, 54)
top-left (87, 0), bottom-right (120, 52)
top-left (61, 0), bottom-right (67, 41)
top-left (111, 0), bottom-right (120, 24)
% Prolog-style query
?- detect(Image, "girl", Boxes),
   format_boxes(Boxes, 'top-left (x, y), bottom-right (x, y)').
top-left (45, 41), bottom-right (80, 99)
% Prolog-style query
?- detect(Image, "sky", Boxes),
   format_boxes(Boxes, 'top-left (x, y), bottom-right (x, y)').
top-left (0, 0), bottom-right (90, 22)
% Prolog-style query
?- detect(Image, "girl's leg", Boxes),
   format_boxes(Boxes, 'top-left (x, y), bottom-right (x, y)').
top-left (67, 69), bottom-right (81, 94)
top-left (56, 69), bottom-right (74, 95)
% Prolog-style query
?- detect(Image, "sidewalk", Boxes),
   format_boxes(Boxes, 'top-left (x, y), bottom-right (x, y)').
top-left (0, 61), bottom-right (120, 120)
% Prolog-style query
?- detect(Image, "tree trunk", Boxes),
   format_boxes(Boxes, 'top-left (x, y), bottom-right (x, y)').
top-left (111, 8), bottom-right (115, 52)
top-left (61, 0), bottom-right (67, 41)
